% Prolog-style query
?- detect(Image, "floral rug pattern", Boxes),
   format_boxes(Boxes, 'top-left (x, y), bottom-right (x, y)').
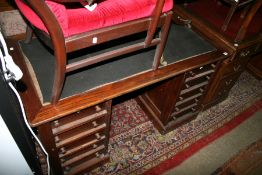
top-left (91, 71), bottom-right (262, 175)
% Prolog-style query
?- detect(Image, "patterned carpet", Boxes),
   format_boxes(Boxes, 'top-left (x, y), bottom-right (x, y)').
top-left (90, 71), bottom-right (262, 175)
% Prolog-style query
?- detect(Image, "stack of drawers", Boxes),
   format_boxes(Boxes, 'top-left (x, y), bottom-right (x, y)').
top-left (169, 63), bottom-right (217, 124)
top-left (38, 101), bottom-right (112, 175)
top-left (137, 61), bottom-right (220, 134)
top-left (203, 43), bottom-right (262, 109)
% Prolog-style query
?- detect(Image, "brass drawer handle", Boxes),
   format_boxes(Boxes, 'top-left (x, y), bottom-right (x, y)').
top-left (95, 133), bottom-right (101, 140)
top-left (54, 120), bottom-right (59, 126)
top-left (225, 79), bottom-right (232, 85)
top-left (92, 121), bottom-right (98, 127)
top-left (93, 144), bottom-right (98, 149)
top-left (191, 108), bottom-right (196, 112)
top-left (60, 147), bottom-right (66, 153)
top-left (175, 107), bottom-right (179, 112)
top-left (185, 84), bottom-right (190, 88)
top-left (95, 152), bottom-right (100, 158)
top-left (54, 136), bottom-right (60, 142)
top-left (95, 105), bottom-right (101, 112)
top-left (189, 71), bottom-right (195, 77)
top-left (240, 50), bottom-right (250, 57)
top-left (233, 65), bottom-right (241, 72)
top-left (179, 96), bottom-right (184, 101)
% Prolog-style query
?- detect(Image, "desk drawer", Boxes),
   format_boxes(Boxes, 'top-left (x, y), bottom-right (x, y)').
top-left (38, 100), bottom-right (112, 175)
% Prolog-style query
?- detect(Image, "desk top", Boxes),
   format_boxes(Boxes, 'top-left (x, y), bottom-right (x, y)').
top-left (11, 23), bottom-right (227, 126)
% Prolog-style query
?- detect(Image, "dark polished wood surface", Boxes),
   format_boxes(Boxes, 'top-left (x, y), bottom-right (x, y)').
top-left (7, 39), bottom-right (227, 127)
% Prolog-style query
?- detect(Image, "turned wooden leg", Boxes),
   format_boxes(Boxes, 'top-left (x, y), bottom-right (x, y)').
top-left (153, 12), bottom-right (172, 70)
top-left (24, 26), bottom-right (33, 44)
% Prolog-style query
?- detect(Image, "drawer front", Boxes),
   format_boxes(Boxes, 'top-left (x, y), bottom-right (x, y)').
top-left (48, 101), bottom-right (112, 175)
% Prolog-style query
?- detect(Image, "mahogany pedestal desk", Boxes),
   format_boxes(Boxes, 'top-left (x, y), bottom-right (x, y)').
top-left (9, 21), bottom-right (230, 174)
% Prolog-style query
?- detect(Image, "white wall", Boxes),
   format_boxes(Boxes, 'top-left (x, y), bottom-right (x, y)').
top-left (0, 114), bottom-right (33, 175)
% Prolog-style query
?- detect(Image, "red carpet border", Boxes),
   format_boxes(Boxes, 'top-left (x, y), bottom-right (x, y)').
top-left (91, 72), bottom-right (262, 175)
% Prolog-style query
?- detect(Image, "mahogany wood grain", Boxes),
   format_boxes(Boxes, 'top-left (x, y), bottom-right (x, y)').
top-left (6, 39), bottom-right (42, 122)
top-left (9, 36), bottom-right (227, 127)
top-left (32, 52), bottom-right (227, 126)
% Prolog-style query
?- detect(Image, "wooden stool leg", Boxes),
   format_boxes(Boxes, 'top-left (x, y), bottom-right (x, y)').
top-left (222, 3), bottom-right (238, 31)
top-left (24, 26), bottom-right (33, 44)
top-left (235, 0), bottom-right (262, 42)
top-left (153, 12), bottom-right (172, 70)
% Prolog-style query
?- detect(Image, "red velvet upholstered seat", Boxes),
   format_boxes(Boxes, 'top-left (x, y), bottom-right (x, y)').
top-left (16, 0), bottom-right (173, 37)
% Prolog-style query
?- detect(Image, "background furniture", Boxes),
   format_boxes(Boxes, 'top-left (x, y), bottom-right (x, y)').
top-left (219, 0), bottom-right (256, 31)
top-left (173, 0), bottom-right (262, 109)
